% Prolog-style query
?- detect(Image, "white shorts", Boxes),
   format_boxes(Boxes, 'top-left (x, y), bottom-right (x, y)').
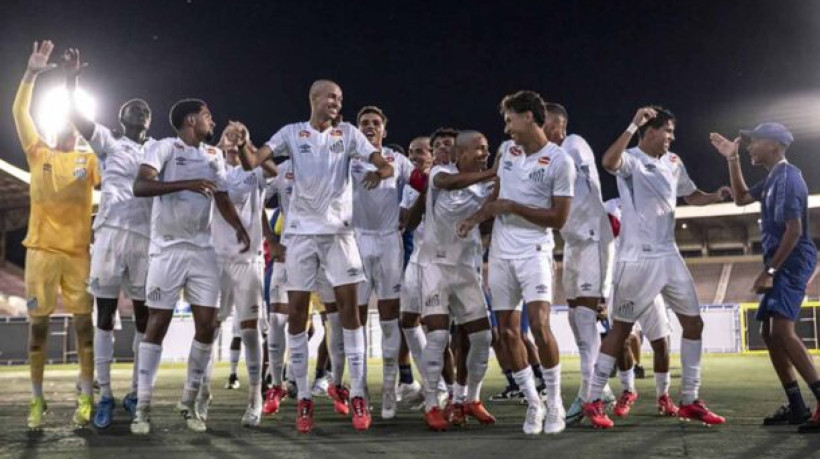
top-left (356, 231), bottom-right (403, 305)
top-left (269, 262), bottom-right (289, 306)
top-left (232, 314), bottom-right (242, 338)
top-left (562, 239), bottom-right (613, 300)
top-left (285, 234), bottom-right (366, 291)
top-left (634, 295), bottom-right (671, 342)
top-left (145, 245), bottom-right (220, 310)
top-left (400, 260), bottom-right (422, 315)
top-left (421, 263), bottom-right (488, 325)
top-left (610, 253), bottom-right (699, 324)
top-left (217, 258), bottom-right (264, 323)
top-left (316, 268), bottom-right (335, 304)
top-left (89, 226), bottom-right (150, 300)
top-left (489, 252), bottom-right (553, 311)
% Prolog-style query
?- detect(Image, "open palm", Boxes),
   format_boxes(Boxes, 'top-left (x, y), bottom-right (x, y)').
top-left (28, 40), bottom-right (58, 74)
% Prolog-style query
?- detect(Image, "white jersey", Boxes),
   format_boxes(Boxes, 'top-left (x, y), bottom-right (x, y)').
top-left (213, 165), bottom-right (267, 262)
top-left (560, 134), bottom-right (612, 244)
top-left (421, 164), bottom-right (490, 267)
top-left (264, 159), bottom-right (294, 233)
top-left (614, 147), bottom-right (697, 261)
top-left (490, 140), bottom-right (575, 259)
top-left (88, 124), bottom-right (154, 238)
top-left (351, 147), bottom-right (414, 234)
top-left (142, 137), bottom-right (228, 254)
top-left (400, 184), bottom-right (425, 263)
top-left (265, 122), bottom-right (376, 235)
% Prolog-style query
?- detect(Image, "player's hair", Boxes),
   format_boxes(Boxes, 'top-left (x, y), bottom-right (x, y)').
top-left (545, 102), bottom-right (569, 123)
top-left (169, 98), bottom-right (207, 131)
top-left (386, 143), bottom-right (406, 156)
top-left (499, 90), bottom-right (547, 126)
top-left (119, 98), bottom-right (150, 123)
top-left (430, 127), bottom-right (459, 146)
top-left (357, 105), bottom-right (388, 125)
top-left (638, 105), bottom-right (676, 137)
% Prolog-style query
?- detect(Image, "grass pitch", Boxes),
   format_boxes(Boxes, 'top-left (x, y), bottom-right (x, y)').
top-left (2, 355), bottom-right (820, 458)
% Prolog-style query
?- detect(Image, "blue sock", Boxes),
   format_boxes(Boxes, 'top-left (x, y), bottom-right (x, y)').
top-left (399, 364), bottom-right (414, 384)
top-left (786, 381), bottom-right (807, 411)
top-left (808, 380), bottom-right (820, 404)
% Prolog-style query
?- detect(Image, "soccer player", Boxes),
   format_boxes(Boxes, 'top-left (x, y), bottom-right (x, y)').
top-left (542, 102), bottom-right (614, 425)
top-left (582, 106), bottom-right (728, 429)
top-left (13, 41), bottom-right (100, 429)
top-left (711, 125), bottom-right (820, 432)
top-left (352, 106), bottom-right (414, 419)
top-left (420, 130), bottom-right (496, 431)
top-left (63, 48), bottom-right (154, 429)
top-left (130, 99), bottom-right (250, 435)
top-left (239, 80), bottom-right (393, 433)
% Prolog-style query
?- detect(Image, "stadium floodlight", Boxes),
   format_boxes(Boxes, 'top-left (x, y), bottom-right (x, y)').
top-left (35, 85), bottom-right (96, 146)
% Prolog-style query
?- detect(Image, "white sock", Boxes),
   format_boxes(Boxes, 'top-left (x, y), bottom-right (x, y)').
top-left (453, 383), bottom-right (467, 403)
top-left (513, 366), bottom-right (540, 408)
top-left (183, 340), bottom-right (213, 404)
top-left (131, 331), bottom-right (144, 394)
top-left (543, 363), bottom-right (562, 406)
top-left (136, 342), bottom-right (162, 409)
top-left (288, 331), bottom-right (310, 400)
top-left (655, 372), bottom-right (670, 397)
top-left (326, 312), bottom-right (346, 386)
top-left (590, 353), bottom-right (617, 401)
top-left (466, 329), bottom-right (491, 402)
top-left (94, 328), bottom-right (114, 398)
top-left (619, 366), bottom-right (636, 393)
top-left (680, 338), bottom-right (702, 404)
top-left (268, 313), bottom-right (287, 386)
top-left (402, 325), bottom-right (427, 378)
top-left (380, 319), bottom-right (401, 392)
top-left (422, 330), bottom-right (448, 411)
top-left (571, 306), bottom-right (600, 401)
top-left (241, 327), bottom-right (263, 405)
top-left (343, 327), bottom-right (367, 398)
top-left (230, 348), bottom-right (241, 375)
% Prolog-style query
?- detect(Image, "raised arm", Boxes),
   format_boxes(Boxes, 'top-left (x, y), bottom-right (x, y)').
top-left (63, 48), bottom-right (94, 140)
top-left (602, 107), bottom-right (658, 173)
top-left (13, 41), bottom-right (59, 155)
top-left (433, 168), bottom-right (495, 191)
top-left (710, 133), bottom-right (755, 205)
top-left (133, 164), bottom-right (216, 198)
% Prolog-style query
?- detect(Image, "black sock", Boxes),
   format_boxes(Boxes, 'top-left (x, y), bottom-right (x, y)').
top-left (399, 364), bottom-right (414, 384)
top-left (315, 368), bottom-right (327, 380)
top-left (785, 381), bottom-right (808, 412)
top-left (531, 364), bottom-right (544, 381)
top-left (808, 380), bottom-right (820, 404)
top-left (504, 370), bottom-right (518, 390)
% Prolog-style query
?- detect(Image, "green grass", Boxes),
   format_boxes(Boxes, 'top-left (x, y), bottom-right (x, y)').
top-left (2, 355), bottom-right (820, 458)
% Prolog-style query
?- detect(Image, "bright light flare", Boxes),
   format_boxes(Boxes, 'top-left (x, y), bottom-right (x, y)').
top-left (36, 86), bottom-right (96, 146)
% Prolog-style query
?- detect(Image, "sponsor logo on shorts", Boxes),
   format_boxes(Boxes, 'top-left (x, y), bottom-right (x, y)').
top-left (580, 283), bottom-right (592, 292)
top-left (147, 287), bottom-right (162, 302)
top-left (347, 267), bottom-right (360, 277)
top-left (535, 284), bottom-right (549, 294)
top-left (298, 144), bottom-right (312, 154)
top-left (425, 293), bottom-right (440, 307)
top-left (618, 300), bottom-right (635, 317)
top-left (299, 130), bottom-right (310, 138)
top-left (329, 140), bottom-right (345, 154)
top-left (26, 297), bottom-right (38, 311)
top-left (73, 167), bottom-right (88, 180)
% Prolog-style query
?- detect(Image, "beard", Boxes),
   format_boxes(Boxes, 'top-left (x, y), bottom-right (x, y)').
top-left (204, 130), bottom-right (215, 144)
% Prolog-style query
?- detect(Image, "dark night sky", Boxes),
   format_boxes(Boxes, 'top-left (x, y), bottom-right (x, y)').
top-left (2, 0), bottom-right (820, 200)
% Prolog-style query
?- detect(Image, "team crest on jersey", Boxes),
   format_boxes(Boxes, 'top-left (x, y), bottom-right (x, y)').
top-left (538, 156), bottom-right (551, 166)
top-left (528, 168), bottom-right (547, 183)
top-left (298, 144), bottom-right (312, 154)
top-left (351, 163), bottom-right (364, 174)
top-left (73, 167), bottom-right (88, 180)
top-left (425, 293), bottom-right (440, 307)
top-left (509, 146), bottom-right (523, 156)
top-left (331, 129), bottom-right (343, 137)
top-left (299, 130), bottom-right (310, 138)
top-left (329, 140), bottom-right (345, 154)
top-left (243, 174), bottom-right (257, 185)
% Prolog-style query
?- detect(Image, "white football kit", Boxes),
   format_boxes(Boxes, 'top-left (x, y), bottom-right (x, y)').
top-left (265, 122), bottom-right (373, 291)
top-left (351, 147), bottom-right (414, 305)
top-left (87, 124), bottom-right (154, 300)
top-left (399, 185), bottom-right (424, 316)
top-left (489, 141), bottom-right (575, 311)
top-left (559, 134), bottom-right (614, 300)
top-left (264, 160), bottom-right (294, 306)
top-left (142, 138), bottom-right (229, 310)
top-left (609, 148), bottom-right (700, 324)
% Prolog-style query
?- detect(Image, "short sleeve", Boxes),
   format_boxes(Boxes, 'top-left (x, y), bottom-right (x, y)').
top-left (400, 185), bottom-right (419, 209)
top-left (552, 154), bottom-right (575, 197)
top-left (349, 126), bottom-right (377, 160)
top-left (675, 161), bottom-right (697, 197)
top-left (142, 139), bottom-right (171, 173)
top-left (748, 179), bottom-right (765, 202)
top-left (88, 123), bottom-right (117, 158)
top-left (429, 165), bottom-right (449, 191)
top-left (210, 153), bottom-right (229, 192)
top-left (613, 151), bottom-right (638, 178)
top-left (266, 127), bottom-right (291, 158)
top-left (774, 169), bottom-right (808, 223)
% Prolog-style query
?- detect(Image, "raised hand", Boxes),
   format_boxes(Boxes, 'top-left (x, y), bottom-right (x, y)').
top-left (27, 40), bottom-right (59, 75)
top-left (631, 106), bottom-right (658, 127)
top-left (709, 133), bottom-right (740, 159)
top-left (62, 48), bottom-right (88, 77)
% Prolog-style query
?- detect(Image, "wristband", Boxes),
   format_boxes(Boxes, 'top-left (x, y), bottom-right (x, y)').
top-left (727, 155), bottom-right (739, 162)
top-left (626, 123), bottom-right (639, 135)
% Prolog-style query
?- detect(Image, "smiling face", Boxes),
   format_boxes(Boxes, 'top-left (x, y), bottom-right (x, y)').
top-left (358, 112), bottom-right (386, 148)
top-left (310, 81), bottom-right (343, 125)
top-left (503, 110), bottom-right (534, 144)
top-left (432, 135), bottom-right (456, 165)
top-left (456, 133), bottom-right (489, 172)
top-left (643, 119), bottom-right (676, 154)
top-left (542, 112), bottom-right (566, 144)
top-left (408, 136), bottom-right (432, 170)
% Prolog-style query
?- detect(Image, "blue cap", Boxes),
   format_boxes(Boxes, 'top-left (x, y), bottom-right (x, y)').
top-left (739, 122), bottom-right (793, 147)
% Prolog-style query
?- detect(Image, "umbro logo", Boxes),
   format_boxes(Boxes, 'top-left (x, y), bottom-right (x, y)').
top-left (535, 284), bottom-right (549, 294)
top-left (347, 268), bottom-right (360, 277)
top-left (580, 283), bottom-right (592, 292)
top-left (645, 164), bottom-right (657, 172)
top-left (298, 144), bottom-right (312, 154)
